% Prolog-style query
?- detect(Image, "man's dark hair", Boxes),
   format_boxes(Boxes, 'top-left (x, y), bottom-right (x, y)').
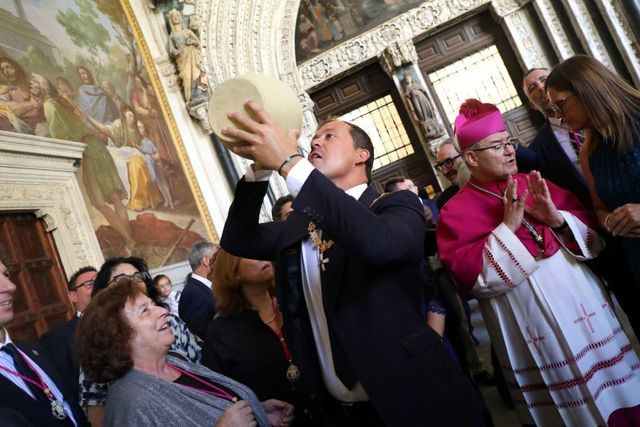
top-left (384, 177), bottom-right (406, 193)
top-left (68, 266), bottom-right (97, 291)
top-left (272, 195), bottom-right (294, 221)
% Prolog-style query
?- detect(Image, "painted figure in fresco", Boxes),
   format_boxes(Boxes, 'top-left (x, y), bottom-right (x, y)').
top-left (131, 74), bottom-right (172, 163)
top-left (56, 77), bottom-right (78, 109)
top-left (297, 13), bottom-right (321, 56)
top-left (326, 0), bottom-right (357, 36)
top-left (305, 0), bottom-right (334, 44)
top-left (0, 57), bottom-right (29, 96)
top-left (101, 80), bottom-right (126, 112)
top-left (167, 8), bottom-right (201, 103)
top-left (42, 74), bottom-right (136, 252)
top-left (137, 119), bottom-right (175, 210)
top-left (403, 73), bottom-right (441, 138)
top-left (76, 65), bottom-right (119, 124)
top-left (82, 104), bottom-right (162, 212)
top-left (0, 59), bottom-right (45, 134)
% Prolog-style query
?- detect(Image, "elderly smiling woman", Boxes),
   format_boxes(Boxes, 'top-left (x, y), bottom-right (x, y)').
top-left (76, 277), bottom-right (294, 427)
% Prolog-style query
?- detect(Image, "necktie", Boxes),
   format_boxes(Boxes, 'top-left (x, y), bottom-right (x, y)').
top-left (569, 131), bottom-right (583, 157)
top-left (1, 343), bottom-right (49, 404)
top-left (1, 344), bottom-right (74, 426)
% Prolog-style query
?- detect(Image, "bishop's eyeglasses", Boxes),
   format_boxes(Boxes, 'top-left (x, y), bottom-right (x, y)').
top-left (471, 137), bottom-right (519, 153)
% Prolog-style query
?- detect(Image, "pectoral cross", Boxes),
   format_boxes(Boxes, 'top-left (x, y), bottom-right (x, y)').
top-left (308, 222), bottom-right (333, 271)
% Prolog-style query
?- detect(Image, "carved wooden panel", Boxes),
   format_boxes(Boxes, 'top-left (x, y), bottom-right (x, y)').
top-left (503, 105), bottom-right (538, 146)
top-left (416, 14), bottom-right (497, 73)
top-left (1, 213), bottom-right (72, 341)
top-left (311, 62), bottom-right (393, 119)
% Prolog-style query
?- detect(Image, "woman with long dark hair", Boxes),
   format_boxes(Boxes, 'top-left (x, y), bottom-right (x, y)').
top-left (546, 55), bottom-right (640, 291)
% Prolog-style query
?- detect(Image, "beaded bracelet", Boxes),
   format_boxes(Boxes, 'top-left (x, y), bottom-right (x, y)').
top-left (277, 153), bottom-right (304, 175)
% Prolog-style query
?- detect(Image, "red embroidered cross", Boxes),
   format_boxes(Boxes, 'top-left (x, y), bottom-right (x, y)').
top-left (574, 303), bottom-right (597, 333)
top-left (525, 326), bottom-right (545, 356)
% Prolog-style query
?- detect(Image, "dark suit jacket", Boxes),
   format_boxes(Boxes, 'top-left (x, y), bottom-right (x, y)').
top-left (221, 170), bottom-right (482, 427)
top-left (0, 341), bottom-right (88, 426)
top-left (178, 275), bottom-right (215, 340)
top-left (40, 314), bottom-right (80, 404)
top-left (516, 121), bottom-right (591, 207)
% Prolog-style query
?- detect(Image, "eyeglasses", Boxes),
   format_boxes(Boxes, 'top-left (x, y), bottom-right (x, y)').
top-left (472, 137), bottom-right (519, 153)
top-left (435, 154), bottom-right (461, 170)
top-left (549, 93), bottom-right (576, 114)
top-left (72, 279), bottom-right (94, 292)
top-left (107, 271), bottom-right (151, 288)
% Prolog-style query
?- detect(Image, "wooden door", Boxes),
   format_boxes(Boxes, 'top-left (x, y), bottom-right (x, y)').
top-left (310, 62), bottom-right (438, 193)
top-left (0, 213), bottom-right (71, 341)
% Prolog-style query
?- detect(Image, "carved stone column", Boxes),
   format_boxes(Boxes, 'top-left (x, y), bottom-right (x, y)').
top-left (379, 40), bottom-right (448, 190)
top-left (559, 0), bottom-right (613, 67)
top-left (591, 0), bottom-right (640, 87)
top-left (492, 0), bottom-right (553, 69)
top-left (532, 0), bottom-right (576, 60)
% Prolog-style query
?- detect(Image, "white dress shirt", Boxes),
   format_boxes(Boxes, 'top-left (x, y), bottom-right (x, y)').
top-left (191, 273), bottom-right (212, 289)
top-left (246, 160), bottom-right (369, 402)
top-left (549, 117), bottom-right (585, 179)
top-left (0, 328), bottom-right (77, 425)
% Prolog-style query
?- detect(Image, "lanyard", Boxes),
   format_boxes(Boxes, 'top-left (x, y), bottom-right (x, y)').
top-left (168, 363), bottom-right (239, 402)
top-left (0, 351), bottom-right (69, 420)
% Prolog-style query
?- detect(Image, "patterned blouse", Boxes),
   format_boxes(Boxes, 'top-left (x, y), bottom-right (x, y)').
top-left (79, 314), bottom-right (202, 407)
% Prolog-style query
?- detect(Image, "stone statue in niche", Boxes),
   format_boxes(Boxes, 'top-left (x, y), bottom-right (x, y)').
top-left (402, 73), bottom-right (442, 139)
top-left (167, 8), bottom-right (201, 103)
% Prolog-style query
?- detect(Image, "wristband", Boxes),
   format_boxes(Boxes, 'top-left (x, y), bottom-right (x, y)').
top-left (552, 220), bottom-right (569, 232)
top-left (277, 153), bottom-right (304, 175)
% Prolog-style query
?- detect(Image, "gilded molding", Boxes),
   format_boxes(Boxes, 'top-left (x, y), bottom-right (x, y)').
top-left (120, 0), bottom-right (218, 243)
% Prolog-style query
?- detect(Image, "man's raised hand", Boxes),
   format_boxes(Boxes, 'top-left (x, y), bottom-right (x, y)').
top-left (222, 100), bottom-right (301, 172)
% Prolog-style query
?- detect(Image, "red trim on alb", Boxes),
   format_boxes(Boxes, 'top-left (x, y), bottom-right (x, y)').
top-left (503, 327), bottom-right (624, 374)
top-left (491, 231), bottom-right (528, 277)
top-left (484, 247), bottom-right (516, 289)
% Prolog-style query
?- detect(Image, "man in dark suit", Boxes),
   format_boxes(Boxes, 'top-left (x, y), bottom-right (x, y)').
top-left (0, 259), bottom-right (88, 426)
top-left (178, 241), bottom-right (219, 340)
top-left (40, 267), bottom-right (96, 406)
top-left (220, 101), bottom-right (482, 427)
top-left (517, 67), bottom-right (640, 336)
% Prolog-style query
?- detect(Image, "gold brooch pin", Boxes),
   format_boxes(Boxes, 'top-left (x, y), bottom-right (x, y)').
top-left (308, 222), bottom-right (333, 271)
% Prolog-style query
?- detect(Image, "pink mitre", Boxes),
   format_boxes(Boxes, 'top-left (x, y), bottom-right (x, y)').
top-left (454, 99), bottom-right (506, 151)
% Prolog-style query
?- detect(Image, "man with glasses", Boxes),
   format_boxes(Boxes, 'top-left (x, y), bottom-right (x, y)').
top-left (435, 141), bottom-right (464, 210)
top-left (437, 98), bottom-right (640, 426)
top-left (516, 68), bottom-right (590, 207)
top-left (40, 267), bottom-right (97, 406)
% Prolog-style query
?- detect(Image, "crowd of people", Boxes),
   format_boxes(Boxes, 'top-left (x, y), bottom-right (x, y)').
top-left (1, 53), bottom-right (639, 427)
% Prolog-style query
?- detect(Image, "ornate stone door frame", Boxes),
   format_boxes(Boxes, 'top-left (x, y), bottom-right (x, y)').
top-left (0, 131), bottom-right (104, 278)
